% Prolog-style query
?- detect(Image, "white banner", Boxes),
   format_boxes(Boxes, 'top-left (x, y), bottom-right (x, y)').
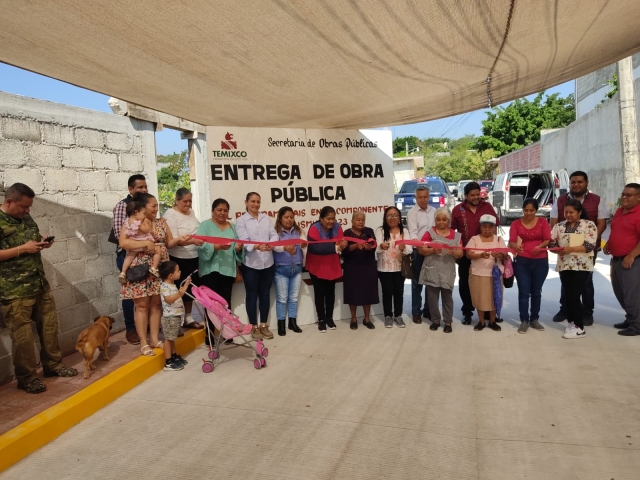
top-left (205, 127), bottom-right (393, 229)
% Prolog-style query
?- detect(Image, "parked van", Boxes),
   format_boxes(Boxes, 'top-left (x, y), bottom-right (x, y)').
top-left (488, 169), bottom-right (570, 224)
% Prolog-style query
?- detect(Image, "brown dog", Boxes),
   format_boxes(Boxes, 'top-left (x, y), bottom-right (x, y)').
top-left (76, 316), bottom-right (115, 379)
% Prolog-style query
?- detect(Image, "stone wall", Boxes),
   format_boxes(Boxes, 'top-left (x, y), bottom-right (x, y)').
top-left (0, 91), bottom-right (157, 385)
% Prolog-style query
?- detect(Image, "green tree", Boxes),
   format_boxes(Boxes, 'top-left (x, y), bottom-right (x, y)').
top-left (430, 148), bottom-right (495, 182)
top-left (157, 150), bottom-right (190, 206)
top-left (393, 136), bottom-right (421, 155)
top-left (477, 92), bottom-right (575, 156)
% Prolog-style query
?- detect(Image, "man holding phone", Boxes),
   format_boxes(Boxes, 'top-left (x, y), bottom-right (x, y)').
top-left (0, 183), bottom-right (78, 394)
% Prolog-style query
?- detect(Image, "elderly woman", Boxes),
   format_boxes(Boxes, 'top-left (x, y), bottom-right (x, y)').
top-left (273, 206), bottom-right (307, 335)
top-left (119, 193), bottom-right (190, 356)
top-left (375, 207), bottom-right (412, 328)
top-left (418, 208), bottom-right (463, 333)
top-left (549, 199), bottom-right (597, 339)
top-left (163, 187), bottom-right (204, 329)
top-left (342, 211), bottom-right (378, 330)
top-left (508, 198), bottom-right (551, 333)
top-left (306, 206), bottom-right (348, 333)
top-left (466, 214), bottom-right (507, 331)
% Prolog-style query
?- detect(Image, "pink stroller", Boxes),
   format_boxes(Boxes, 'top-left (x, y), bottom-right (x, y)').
top-left (190, 285), bottom-right (269, 372)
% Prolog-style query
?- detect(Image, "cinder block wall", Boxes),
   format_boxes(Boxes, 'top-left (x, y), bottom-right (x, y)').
top-left (0, 92), bottom-right (157, 385)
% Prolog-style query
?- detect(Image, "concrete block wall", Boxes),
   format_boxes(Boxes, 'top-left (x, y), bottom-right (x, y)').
top-left (0, 91), bottom-right (157, 385)
top-left (540, 91), bottom-right (624, 215)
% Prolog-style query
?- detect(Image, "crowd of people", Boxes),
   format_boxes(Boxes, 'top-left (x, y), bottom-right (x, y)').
top-left (2, 169), bottom-right (640, 391)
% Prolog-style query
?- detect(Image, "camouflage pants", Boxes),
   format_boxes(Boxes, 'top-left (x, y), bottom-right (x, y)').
top-left (0, 289), bottom-right (62, 386)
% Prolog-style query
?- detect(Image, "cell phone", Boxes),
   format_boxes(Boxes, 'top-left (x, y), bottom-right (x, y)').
top-left (43, 236), bottom-right (55, 243)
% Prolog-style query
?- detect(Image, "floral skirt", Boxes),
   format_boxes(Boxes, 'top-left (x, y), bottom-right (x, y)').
top-left (120, 251), bottom-right (164, 300)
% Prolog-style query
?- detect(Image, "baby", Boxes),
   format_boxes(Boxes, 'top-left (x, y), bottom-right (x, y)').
top-left (118, 201), bottom-right (162, 285)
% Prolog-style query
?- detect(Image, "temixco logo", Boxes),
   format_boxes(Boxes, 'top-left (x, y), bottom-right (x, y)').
top-left (212, 132), bottom-right (247, 158)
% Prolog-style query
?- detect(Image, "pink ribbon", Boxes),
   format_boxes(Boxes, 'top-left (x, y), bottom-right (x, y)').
top-left (192, 235), bottom-right (374, 247)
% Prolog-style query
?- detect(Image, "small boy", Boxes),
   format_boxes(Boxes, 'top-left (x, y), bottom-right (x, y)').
top-left (159, 261), bottom-right (190, 371)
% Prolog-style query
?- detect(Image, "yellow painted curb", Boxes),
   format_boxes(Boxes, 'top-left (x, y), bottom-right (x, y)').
top-left (0, 328), bottom-right (205, 473)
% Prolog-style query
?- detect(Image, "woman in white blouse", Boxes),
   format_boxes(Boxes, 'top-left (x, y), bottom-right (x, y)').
top-left (162, 188), bottom-right (204, 329)
top-left (375, 207), bottom-right (412, 329)
top-left (549, 199), bottom-right (597, 339)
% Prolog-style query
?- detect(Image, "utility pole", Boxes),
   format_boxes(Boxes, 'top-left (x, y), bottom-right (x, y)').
top-left (617, 56), bottom-right (640, 184)
top-left (406, 141), bottom-right (408, 157)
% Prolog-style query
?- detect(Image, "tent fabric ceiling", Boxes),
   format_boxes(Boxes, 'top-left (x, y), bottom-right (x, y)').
top-left (1, 0), bottom-right (639, 129)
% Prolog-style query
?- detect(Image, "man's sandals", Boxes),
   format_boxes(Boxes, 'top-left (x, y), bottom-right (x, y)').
top-left (19, 366), bottom-right (78, 394)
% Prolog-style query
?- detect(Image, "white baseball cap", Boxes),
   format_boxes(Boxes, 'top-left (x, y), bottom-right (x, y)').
top-left (479, 214), bottom-right (496, 225)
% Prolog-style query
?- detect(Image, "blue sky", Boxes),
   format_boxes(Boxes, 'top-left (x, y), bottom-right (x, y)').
top-left (0, 63), bottom-right (574, 154)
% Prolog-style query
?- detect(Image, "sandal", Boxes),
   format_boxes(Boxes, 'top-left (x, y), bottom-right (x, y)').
top-left (140, 345), bottom-right (156, 356)
top-left (18, 378), bottom-right (47, 394)
top-left (155, 341), bottom-right (164, 349)
top-left (184, 322), bottom-right (204, 329)
top-left (43, 366), bottom-right (78, 378)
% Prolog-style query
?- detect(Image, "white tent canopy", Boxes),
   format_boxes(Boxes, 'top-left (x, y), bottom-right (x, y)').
top-left (1, 0), bottom-right (639, 128)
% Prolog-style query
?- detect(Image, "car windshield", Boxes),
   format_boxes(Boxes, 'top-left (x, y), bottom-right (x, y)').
top-left (479, 181), bottom-right (493, 187)
top-left (399, 181), bottom-right (446, 194)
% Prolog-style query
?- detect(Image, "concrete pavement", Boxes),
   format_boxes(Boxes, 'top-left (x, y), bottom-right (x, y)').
top-left (2, 246), bottom-right (639, 480)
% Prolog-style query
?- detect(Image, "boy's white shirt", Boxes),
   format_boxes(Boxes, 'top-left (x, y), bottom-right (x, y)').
top-left (160, 281), bottom-right (185, 318)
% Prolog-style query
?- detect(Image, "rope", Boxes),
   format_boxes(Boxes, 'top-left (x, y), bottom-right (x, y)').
top-left (486, 0), bottom-right (516, 108)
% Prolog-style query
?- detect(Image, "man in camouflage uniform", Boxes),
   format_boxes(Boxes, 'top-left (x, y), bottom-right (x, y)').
top-left (0, 183), bottom-right (77, 394)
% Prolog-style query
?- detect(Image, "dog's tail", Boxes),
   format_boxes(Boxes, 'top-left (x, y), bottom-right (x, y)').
top-left (75, 336), bottom-right (86, 352)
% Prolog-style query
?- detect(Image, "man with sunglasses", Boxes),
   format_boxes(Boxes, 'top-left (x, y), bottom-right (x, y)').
top-left (603, 183), bottom-right (640, 336)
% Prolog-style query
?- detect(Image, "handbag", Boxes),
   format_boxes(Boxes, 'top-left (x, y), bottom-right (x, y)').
top-left (401, 253), bottom-right (413, 279)
top-left (502, 254), bottom-right (514, 288)
top-left (126, 264), bottom-right (150, 283)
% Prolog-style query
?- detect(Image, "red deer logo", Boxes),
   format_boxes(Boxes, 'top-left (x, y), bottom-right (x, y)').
top-left (221, 132), bottom-right (238, 150)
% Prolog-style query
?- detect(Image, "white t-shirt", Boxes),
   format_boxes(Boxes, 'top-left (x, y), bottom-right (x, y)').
top-left (163, 208), bottom-right (201, 259)
top-left (160, 282), bottom-right (184, 317)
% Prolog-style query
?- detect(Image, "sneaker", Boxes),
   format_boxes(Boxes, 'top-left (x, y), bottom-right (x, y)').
top-left (325, 319), bottom-right (337, 330)
top-left (394, 316), bottom-right (406, 328)
top-left (495, 317), bottom-right (503, 323)
top-left (462, 315), bottom-right (473, 325)
top-left (318, 321), bottom-right (327, 333)
top-left (429, 322), bottom-right (440, 331)
top-left (488, 322), bottom-right (501, 332)
top-left (259, 324), bottom-right (274, 339)
top-left (118, 272), bottom-right (127, 285)
top-left (474, 322), bottom-right (485, 331)
top-left (583, 313), bottom-right (594, 327)
top-left (564, 322), bottom-right (575, 334)
top-left (384, 316), bottom-right (393, 328)
top-left (173, 354), bottom-right (188, 366)
top-left (443, 324), bottom-right (452, 333)
top-left (518, 322), bottom-right (529, 334)
top-left (529, 319), bottom-right (544, 331)
top-left (563, 325), bottom-right (586, 339)
top-left (553, 310), bottom-right (567, 322)
top-left (252, 326), bottom-right (264, 340)
top-left (164, 359), bottom-right (184, 371)
top-left (363, 319), bottom-right (375, 329)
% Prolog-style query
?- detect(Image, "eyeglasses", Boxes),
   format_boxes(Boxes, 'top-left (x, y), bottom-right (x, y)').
top-left (621, 193), bottom-right (639, 198)
top-left (385, 214), bottom-right (400, 219)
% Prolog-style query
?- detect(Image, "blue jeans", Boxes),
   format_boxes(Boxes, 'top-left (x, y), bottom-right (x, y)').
top-left (513, 256), bottom-right (549, 322)
top-left (274, 264), bottom-right (303, 320)
top-left (116, 250), bottom-right (135, 332)
top-left (411, 250), bottom-right (430, 317)
top-left (241, 264), bottom-right (275, 326)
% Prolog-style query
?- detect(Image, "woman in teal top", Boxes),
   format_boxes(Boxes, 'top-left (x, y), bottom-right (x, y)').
top-left (196, 198), bottom-right (244, 306)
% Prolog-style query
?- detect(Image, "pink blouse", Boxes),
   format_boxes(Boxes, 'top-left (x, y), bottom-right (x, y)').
top-left (509, 218), bottom-right (551, 259)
